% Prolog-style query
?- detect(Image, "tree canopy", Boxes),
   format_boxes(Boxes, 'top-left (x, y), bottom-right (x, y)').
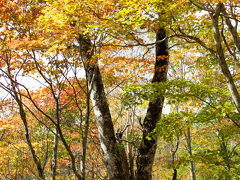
top-left (0, 0), bottom-right (240, 179)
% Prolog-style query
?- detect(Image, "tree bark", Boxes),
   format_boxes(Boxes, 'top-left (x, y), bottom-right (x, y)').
top-left (172, 169), bottom-right (177, 180)
top-left (51, 128), bottom-right (58, 180)
top-left (221, 3), bottom-right (240, 52)
top-left (8, 63), bottom-right (45, 180)
top-left (81, 35), bottom-right (130, 180)
top-left (56, 123), bottom-right (83, 179)
top-left (185, 128), bottom-right (196, 180)
top-left (86, 64), bottom-right (130, 180)
top-left (80, 84), bottom-right (91, 180)
top-left (209, 3), bottom-right (240, 116)
top-left (16, 95), bottom-right (45, 180)
top-left (136, 28), bottom-right (169, 180)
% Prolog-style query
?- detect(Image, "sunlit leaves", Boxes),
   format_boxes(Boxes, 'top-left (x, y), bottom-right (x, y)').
top-left (123, 79), bottom-right (230, 108)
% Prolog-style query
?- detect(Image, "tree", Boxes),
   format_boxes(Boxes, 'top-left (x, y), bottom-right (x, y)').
top-left (170, 0), bottom-right (240, 127)
top-left (1, 0), bottom-right (240, 179)
top-left (35, 0), bottom-right (170, 179)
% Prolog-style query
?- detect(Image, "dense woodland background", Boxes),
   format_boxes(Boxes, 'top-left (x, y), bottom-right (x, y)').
top-left (0, 0), bottom-right (240, 179)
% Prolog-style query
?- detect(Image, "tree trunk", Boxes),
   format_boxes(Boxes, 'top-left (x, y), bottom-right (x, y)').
top-left (209, 3), bottom-right (240, 117)
top-left (172, 169), bottom-right (177, 180)
top-left (86, 64), bottom-right (130, 180)
top-left (81, 35), bottom-right (130, 180)
top-left (136, 28), bottom-right (169, 180)
top-left (185, 128), bottom-right (196, 180)
top-left (221, 3), bottom-right (240, 52)
top-left (51, 128), bottom-right (58, 180)
top-left (10, 84), bottom-right (45, 179)
top-left (80, 85), bottom-right (91, 180)
top-left (17, 99), bottom-right (45, 179)
top-left (56, 123), bottom-right (83, 179)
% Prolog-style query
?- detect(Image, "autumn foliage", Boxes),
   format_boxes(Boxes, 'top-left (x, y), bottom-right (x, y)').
top-left (0, 0), bottom-right (240, 179)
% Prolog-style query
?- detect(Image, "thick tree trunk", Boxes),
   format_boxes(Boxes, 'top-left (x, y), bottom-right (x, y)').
top-left (80, 35), bottom-right (130, 180)
top-left (172, 169), bottom-right (177, 180)
top-left (136, 28), bottom-right (169, 180)
top-left (86, 64), bottom-right (130, 180)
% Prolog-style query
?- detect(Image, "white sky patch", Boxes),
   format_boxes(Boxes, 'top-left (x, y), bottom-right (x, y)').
top-left (163, 104), bottom-right (171, 114)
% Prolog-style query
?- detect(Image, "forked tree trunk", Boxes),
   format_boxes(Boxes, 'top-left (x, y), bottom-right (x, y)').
top-left (80, 27), bottom-right (168, 179)
top-left (136, 28), bottom-right (169, 180)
